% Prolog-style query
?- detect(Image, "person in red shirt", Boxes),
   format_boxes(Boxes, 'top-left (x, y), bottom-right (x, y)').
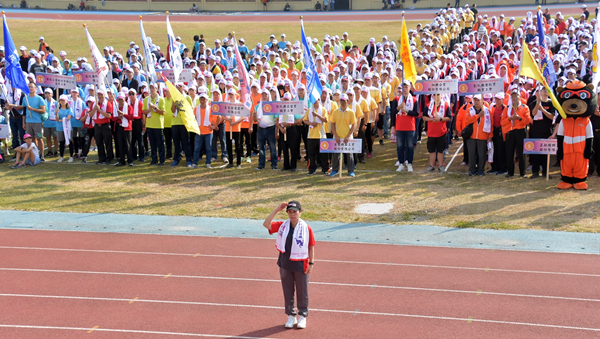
top-left (114, 92), bottom-right (134, 166)
top-left (489, 92), bottom-right (506, 174)
top-left (263, 201), bottom-right (315, 330)
top-left (423, 93), bottom-right (452, 172)
top-left (391, 85), bottom-right (418, 172)
top-left (92, 91), bottom-right (114, 164)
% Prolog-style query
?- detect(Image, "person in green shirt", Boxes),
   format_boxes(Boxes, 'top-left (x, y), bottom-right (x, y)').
top-left (143, 83), bottom-right (166, 165)
top-left (162, 86), bottom-right (173, 159)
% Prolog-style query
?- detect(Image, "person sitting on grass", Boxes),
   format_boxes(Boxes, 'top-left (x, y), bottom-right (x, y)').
top-left (11, 133), bottom-right (41, 169)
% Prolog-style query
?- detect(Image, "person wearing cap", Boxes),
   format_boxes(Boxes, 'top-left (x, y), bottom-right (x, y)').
top-left (255, 89), bottom-right (278, 170)
top-left (42, 88), bottom-right (59, 159)
top-left (23, 82), bottom-right (47, 161)
top-left (38, 36), bottom-right (48, 53)
top-left (489, 92), bottom-right (507, 175)
top-left (19, 46), bottom-right (30, 72)
top-left (464, 94), bottom-right (492, 176)
top-left (79, 96), bottom-right (97, 163)
top-left (112, 92), bottom-right (134, 167)
top-left (192, 93), bottom-right (218, 169)
top-left (263, 201), bottom-right (315, 330)
top-left (277, 92), bottom-right (301, 171)
top-left (4, 80), bottom-right (27, 151)
top-left (423, 93), bottom-right (452, 172)
top-left (223, 88), bottom-right (244, 168)
top-left (456, 95), bottom-right (474, 166)
top-left (91, 90), bottom-right (114, 165)
top-left (55, 95), bottom-right (73, 163)
top-left (127, 88), bottom-right (146, 163)
top-left (391, 83), bottom-right (418, 172)
top-left (28, 53), bottom-right (45, 75)
top-left (143, 84), bottom-right (166, 166)
top-left (122, 68), bottom-right (139, 95)
top-left (161, 86), bottom-right (174, 160)
top-left (501, 89), bottom-right (531, 178)
top-left (11, 133), bottom-right (41, 168)
top-left (329, 93), bottom-right (357, 177)
top-left (303, 97), bottom-right (329, 175)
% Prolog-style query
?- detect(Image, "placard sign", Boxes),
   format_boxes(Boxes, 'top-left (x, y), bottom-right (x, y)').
top-left (261, 101), bottom-right (304, 115)
top-left (319, 139), bottom-right (363, 153)
top-left (73, 71), bottom-right (100, 85)
top-left (458, 78), bottom-right (504, 96)
top-left (156, 69), bottom-right (193, 83)
top-left (523, 138), bottom-right (557, 155)
top-left (414, 79), bottom-right (458, 95)
top-left (35, 73), bottom-right (77, 90)
top-left (210, 102), bottom-right (251, 117)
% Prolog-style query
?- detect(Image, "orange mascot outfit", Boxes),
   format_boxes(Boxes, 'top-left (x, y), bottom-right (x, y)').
top-left (556, 80), bottom-right (596, 190)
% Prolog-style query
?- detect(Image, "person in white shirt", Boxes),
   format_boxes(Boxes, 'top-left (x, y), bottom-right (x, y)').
top-left (11, 133), bottom-right (41, 168)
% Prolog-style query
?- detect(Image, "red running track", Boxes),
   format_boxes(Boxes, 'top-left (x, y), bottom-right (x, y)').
top-left (0, 229), bottom-right (599, 338)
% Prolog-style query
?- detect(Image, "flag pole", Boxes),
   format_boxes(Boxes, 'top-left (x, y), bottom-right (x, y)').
top-left (3, 11), bottom-right (31, 117)
top-left (401, 11), bottom-right (405, 85)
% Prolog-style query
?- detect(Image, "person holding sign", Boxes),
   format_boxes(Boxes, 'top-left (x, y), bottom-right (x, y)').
top-left (192, 93), bottom-right (219, 168)
top-left (501, 88), bottom-right (531, 178)
top-left (55, 95), bottom-right (73, 163)
top-left (128, 89), bottom-right (146, 163)
top-left (278, 92), bottom-right (300, 171)
top-left (143, 83), bottom-right (166, 166)
top-left (423, 93), bottom-right (452, 173)
top-left (225, 88), bottom-right (244, 169)
top-left (303, 97), bottom-right (329, 175)
top-left (256, 89), bottom-right (278, 170)
top-left (114, 92), bottom-right (134, 167)
top-left (42, 88), bottom-right (58, 158)
top-left (465, 94), bottom-right (492, 176)
top-left (262, 201), bottom-right (315, 330)
top-left (329, 93), bottom-right (357, 177)
top-left (489, 92), bottom-right (507, 175)
top-left (92, 91), bottom-right (114, 165)
top-left (527, 87), bottom-right (555, 179)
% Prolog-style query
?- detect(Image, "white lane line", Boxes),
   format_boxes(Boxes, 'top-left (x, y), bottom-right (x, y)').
top-left (0, 294), bottom-right (599, 332)
top-left (0, 324), bottom-right (280, 338)
top-left (0, 267), bottom-right (598, 303)
top-left (0, 246), bottom-right (598, 278)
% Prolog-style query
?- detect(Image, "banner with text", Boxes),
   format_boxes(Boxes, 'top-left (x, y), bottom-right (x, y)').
top-left (261, 101), bottom-right (305, 115)
top-left (210, 102), bottom-right (251, 117)
top-left (523, 138), bottom-right (557, 155)
top-left (414, 79), bottom-right (458, 95)
top-left (0, 124), bottom-right (9, 139)
top-left (156, 69), bottom-right (193, 83)
top-left (35, 73), bottom-right (77, 90)
top-left (319, 139), bottom-right (363, 153)
top-left (458, 78), bottom-right (504, 96)
top-left (73, 71), bottom-right (100, 86)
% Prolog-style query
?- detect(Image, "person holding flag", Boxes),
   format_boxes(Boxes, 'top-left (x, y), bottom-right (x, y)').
top-left (536, 7), bottom-right (557, 89)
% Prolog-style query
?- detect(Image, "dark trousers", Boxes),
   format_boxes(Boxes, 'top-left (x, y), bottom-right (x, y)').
top-left (131, 119), bottom-right (145, 160)
top-left (189, 132), bottom-right (196, 156)
top-left (364, 123), bottom-right (373, 153)
top-left (297, 124), bottom-right (307, 161)
top-left (9, 116), bottom-right (25, 148)
top-left (94, 123), bottom-right (113, 162)
top-left (332, 152), bottom-right (355, 173)
top-left (589, 130), bottom-right (600, 175)
top-left (258, 126), bottom-right (277, 169)
top-left (147, 128), bottom-right (165, 164)
top-left (467, 138), bottom-right (487, 174)
top-left (491, 127), bottom-right (506, 172)
top-left (116, 126), bottom-right (133, 164)
top-left (226, 131), bottom-right (242, 166)
top-left (506, 128), bottom-right (526, 176)
top-left (111, 120), bottom-right (120, 160)
top-left (283, 126), bottom-right (299, 170)
top-left (212, 122), bottom-right (227, 159)
top-left (307, 138), bottom-right (328, 173)
top-left (462, 136), bottom-right (469, 163)
top-left (81, 127), bottom-right (95, 157)
top-left (163, 127), bottom-right (173, 158)
top-left (241, 127), bottom-right (252, 157)
top-left (251, 124), bottom-right (259, 153)
top-left (172, 124), bottom-right (192, 163)
top-left (279, 267), bottom-right (309, 318)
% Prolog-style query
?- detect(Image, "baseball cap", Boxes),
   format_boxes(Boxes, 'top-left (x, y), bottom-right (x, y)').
top-left (23, 133), bottom-right (33, 139)
top-left (286, 201), bottom-right (302, 212)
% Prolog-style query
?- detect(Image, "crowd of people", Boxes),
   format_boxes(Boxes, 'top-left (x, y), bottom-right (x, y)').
top-left (1, 4), bottom-right (600, 179)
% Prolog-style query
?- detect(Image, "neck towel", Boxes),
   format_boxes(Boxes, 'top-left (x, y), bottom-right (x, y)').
top-left (275, 218), bottom-right (309, 261)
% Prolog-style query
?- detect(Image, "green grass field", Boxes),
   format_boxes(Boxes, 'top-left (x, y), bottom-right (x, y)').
top-left (2, 17), bottom-right (599, 232)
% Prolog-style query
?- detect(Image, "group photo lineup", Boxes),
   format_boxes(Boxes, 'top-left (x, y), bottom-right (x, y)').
top-left (0, 2), bottom-right (599, 339)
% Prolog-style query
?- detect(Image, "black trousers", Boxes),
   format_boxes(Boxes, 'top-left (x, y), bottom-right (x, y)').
top-left (283, 126), bottom-right (300, 170)
top-left (364, 123), bottom-right (373, 153)
top-left (116, 126), bottom-right (133, 164)
top-left (226, 131), bottom-right (242, 166)
top-left (297, 124), bottom-right (307, 161)
top-left (189, 132), bottom-right (196, 156)
top-left (111, 120), bottom-right (120, 160)
top-left (462, 136), bottom-right (469, 163)
top-left (588, 130), bottom-right (600, 175)
top-left (131, 119), bottom-right (145, 160)
top-left (506, 128), bottom-right (526, 176)
top-left (251, 124), bottom-right (259, 153)
top-left (82, 127), bottom-right (95, 157)
top-left (241, 127), bottom-right (252, 157)
top-left (307, 138), bottom-right (329, 173)
top-left (94, 123), bottom-right (114, 162)
top-left (491, 127), bottom-right (506, 172)
top-left (467, 138), bottom-right (487, 174)
top-left (163, 127), bottom-right (173, 158)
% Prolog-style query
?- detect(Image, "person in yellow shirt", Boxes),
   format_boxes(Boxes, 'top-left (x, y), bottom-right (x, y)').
top-left (349, 87), bottom-right (366, 164)
top-left (361, 86), bottom-right (378, 159)
top-left (464, 7), bottom-right (475, 34)
top-left (379, 71), bottom-right (392, 139)
top-left (390, 67), bottom-right (403, 95)
top-left (142, 83), bottom-right (166, 166)
top-left (329, 93), bottom-right (357, 177)
top-left (162, 85), bottom-right (174, 160)
top-left (303, 98), bottom-right (329, 175)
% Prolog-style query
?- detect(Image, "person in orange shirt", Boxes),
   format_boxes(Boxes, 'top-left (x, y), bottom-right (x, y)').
top-left (505, 17), bottom-right (516, 41)
top-left (465, 94), bottom-right (493, 176)
top-left (501, 89), bottom-right (531, 178)
top-left (192, 93), bottom-right (220, 168)
top-left (250, 83), bottom-right (262, 156)
top-left (224, 88), bottom-right (244, 168)
top-left (456, 95), bottom-right (473, 166)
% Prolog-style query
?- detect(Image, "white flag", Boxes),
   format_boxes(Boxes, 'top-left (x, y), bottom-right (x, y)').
top-left (84, 26), bottom-right (109, 93)
top-left (166, 15), bottom-right (183, 83)
top-left (593, 17), bottom-right (600, 90)
top-left (140, 18), bottom-right (158, 83)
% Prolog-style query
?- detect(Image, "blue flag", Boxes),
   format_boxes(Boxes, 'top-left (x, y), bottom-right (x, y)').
top-left (3, 14), bottom-right (29, 95)
top-left (537, 10), bottom-right (556, 88)
top-left (300, 19), bottom-right (323, 104)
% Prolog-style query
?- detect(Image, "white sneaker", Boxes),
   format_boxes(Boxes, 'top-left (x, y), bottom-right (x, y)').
top-left (407, 164), bottom-right (413, 172)
top-left (394, 161), bottom-right (400, 166)
top-left (444, 149), bottom-right (449, 155)
top-left (68, 157), bottom-right (73, 163)
top-left (396, 164), bottom-right (405, 172)
top-left (284, 315), bottom-right (297, 328)
top-left (57, 157), bottom-right (64, 163)
top-left (461, 162), bottom-right (467, 166)
top-left (246, 157), bottom-right (251, 163)
top-left (297, 315), bottom-right (307, 329)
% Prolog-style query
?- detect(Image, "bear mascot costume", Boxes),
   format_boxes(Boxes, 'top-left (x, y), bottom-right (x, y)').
top-left (556, 80), bottom-right (596, 190)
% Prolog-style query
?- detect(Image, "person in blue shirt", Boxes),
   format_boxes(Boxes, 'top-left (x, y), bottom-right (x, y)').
top-left (223, 48), bottom-right (237, 72)
top-left (23, 82), bottom-right (47, 161)
top-left (55, 95), bottom-right (73, 162)
top-left (278, 34), bottom-right (288, 50)
top-left (68, 89), bottom-right (85, 160)
top-left (42, 88), bottom-right (58, 157)
top-left (237, 38), bottom-right (249, 60)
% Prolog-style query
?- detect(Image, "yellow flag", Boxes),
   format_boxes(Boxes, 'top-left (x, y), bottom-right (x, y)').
top-left (519, 43), bottom-right (566, 119)
top-left (400, 17), bottom-right (417, 85)
top-left (162, 74), bottom-right (200, 135)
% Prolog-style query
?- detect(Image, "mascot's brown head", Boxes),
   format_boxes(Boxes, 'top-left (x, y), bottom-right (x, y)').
top-left (557, 80), bottom-right (597, 118)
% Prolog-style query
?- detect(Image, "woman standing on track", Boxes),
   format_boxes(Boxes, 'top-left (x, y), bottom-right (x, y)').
top-left (263, 201), bottom-right (316, 329)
